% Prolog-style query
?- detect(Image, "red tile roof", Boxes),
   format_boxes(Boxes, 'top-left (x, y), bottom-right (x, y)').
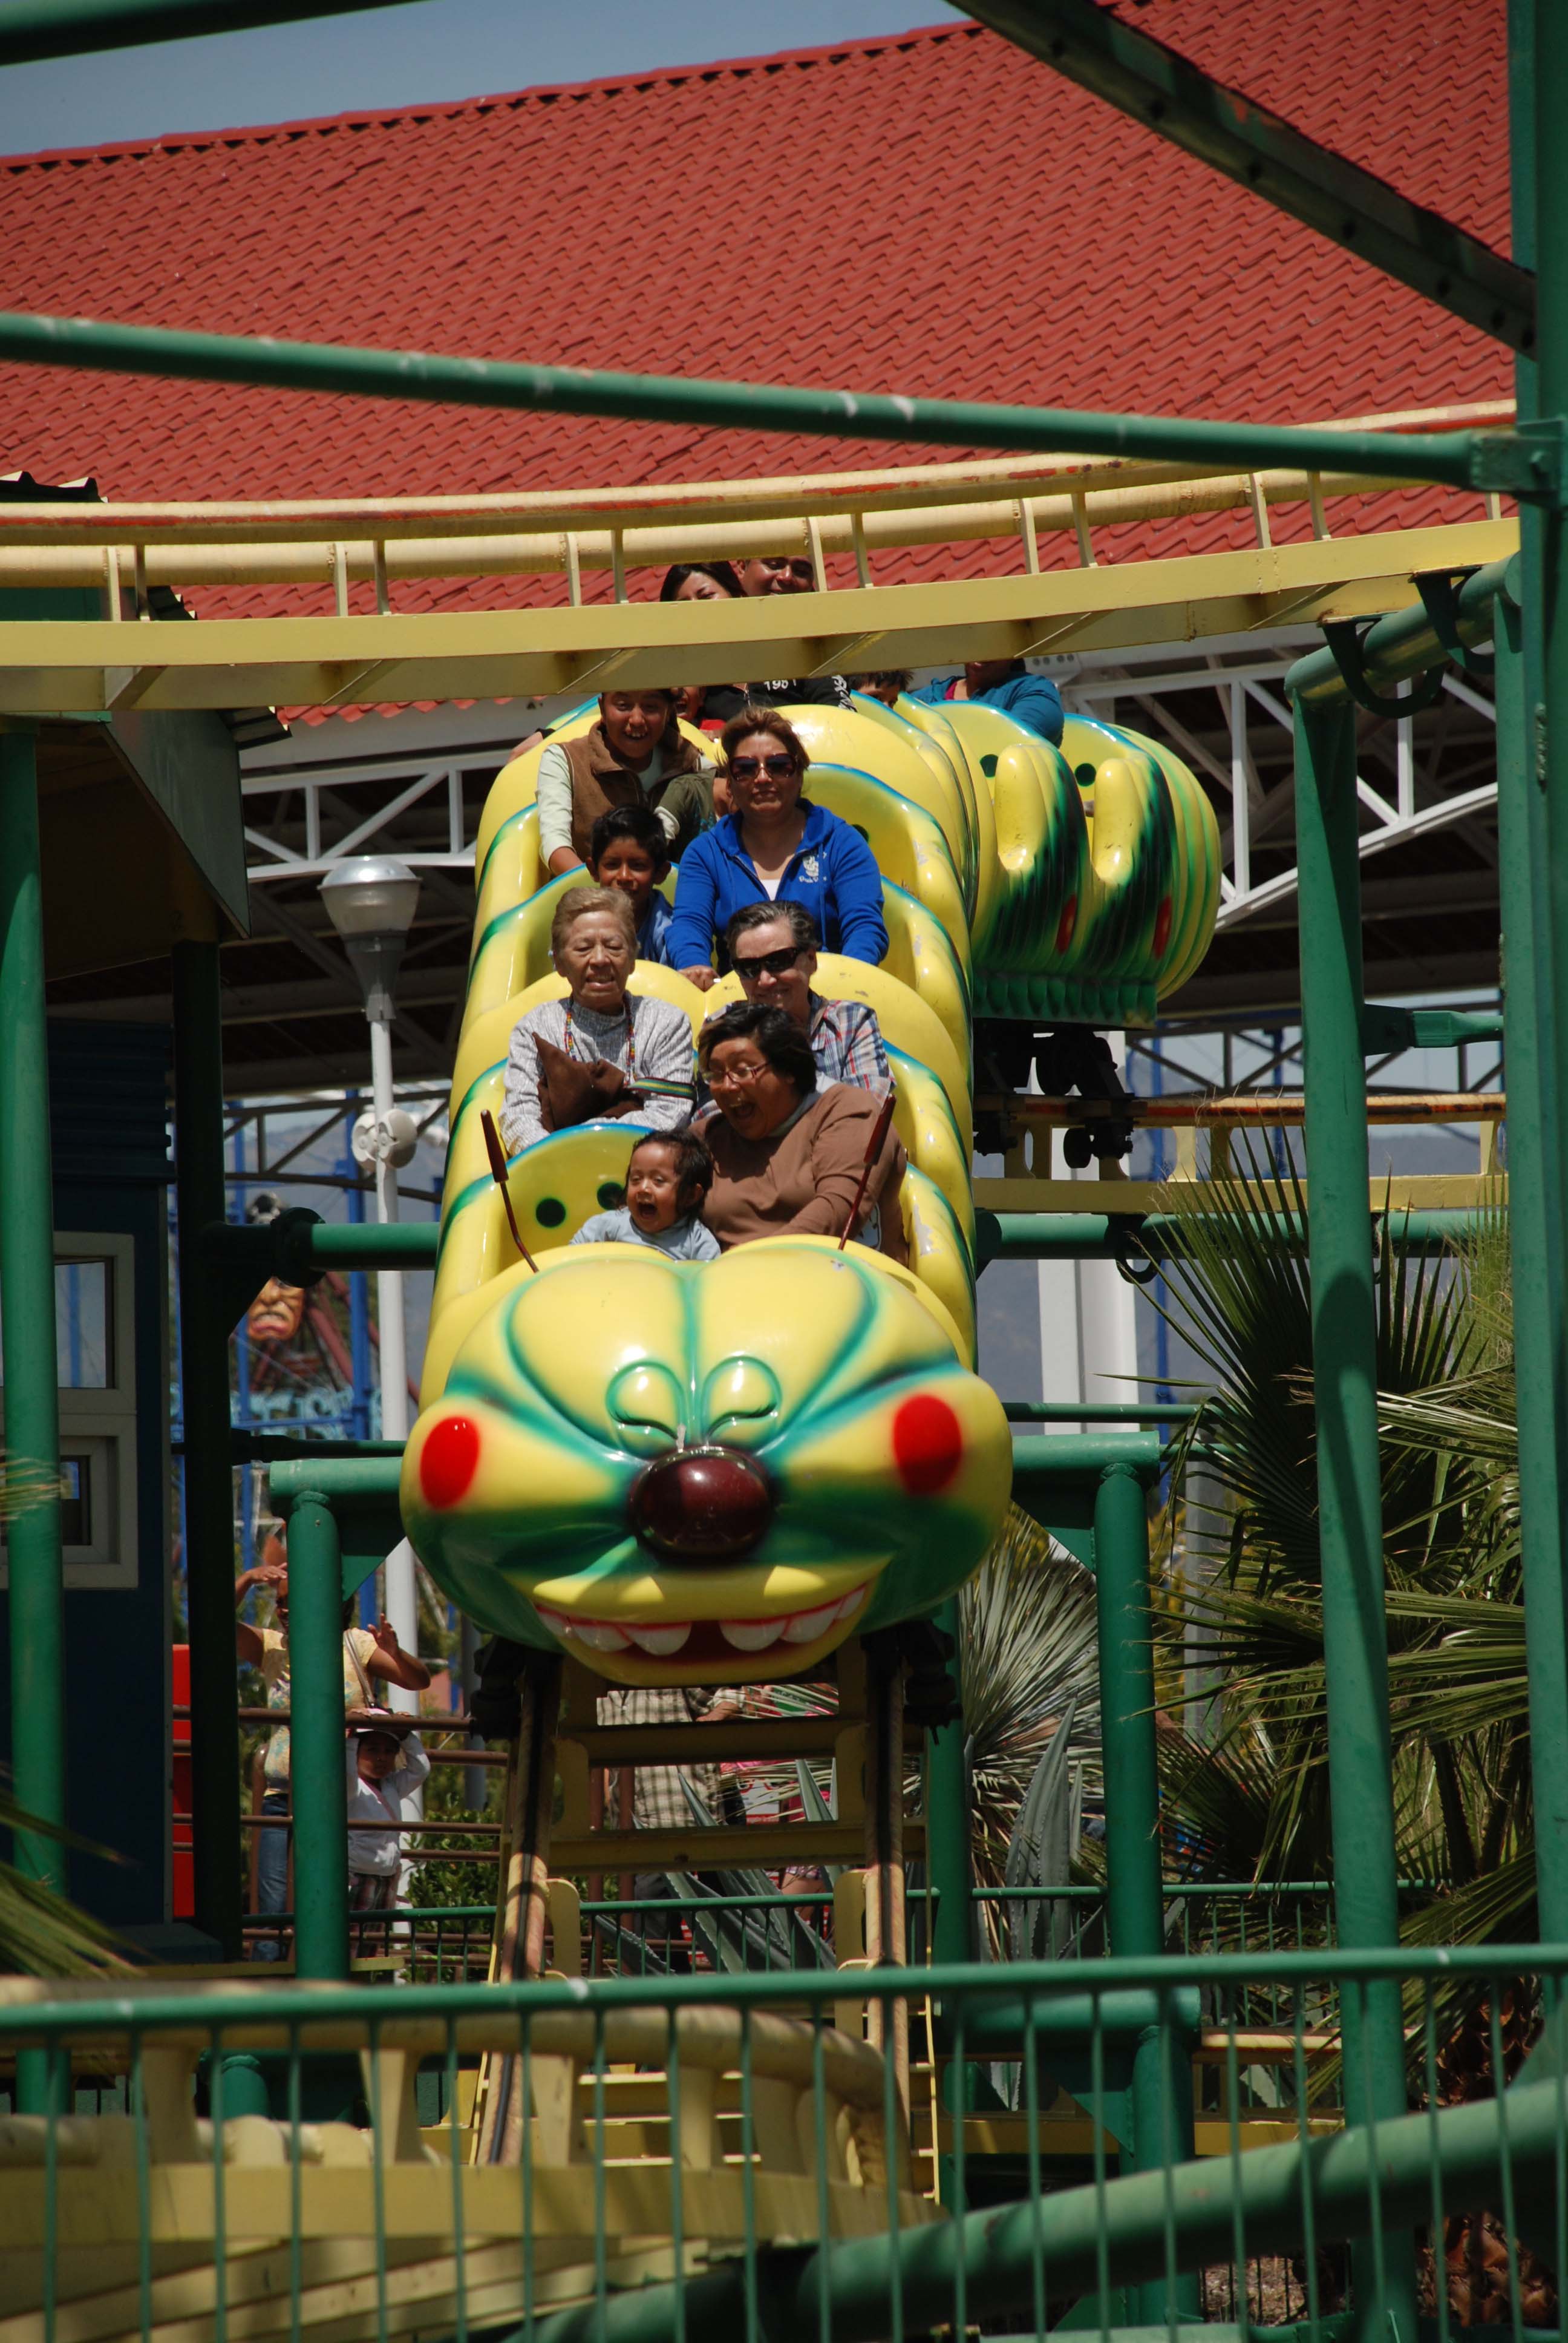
top-left (0, 7), bottom-right (1512, 626)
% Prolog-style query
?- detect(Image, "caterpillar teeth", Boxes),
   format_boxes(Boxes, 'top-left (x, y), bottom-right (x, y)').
top-left (720, 1617), bottom-right (786, 1651)
top-left (624, 1622), bottom-right (692, 1655)
top-left (782, 1602), bottom-right (842, 1643)
top-left (573, 1619), bottom-right (632, 1652)
top-left (535, 1590), bottom-right (871, 1656)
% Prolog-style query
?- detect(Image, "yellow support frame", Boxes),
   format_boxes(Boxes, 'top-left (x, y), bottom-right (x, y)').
top-left (0, 517), bottom-right (1515, 713)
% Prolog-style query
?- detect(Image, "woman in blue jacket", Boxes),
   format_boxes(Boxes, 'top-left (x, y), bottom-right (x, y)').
top-left (668, 706), bottom-right (888, 989)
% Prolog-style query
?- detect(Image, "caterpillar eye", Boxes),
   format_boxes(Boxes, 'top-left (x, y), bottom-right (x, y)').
top-left (630, 1444), bottom-right (774, 1561)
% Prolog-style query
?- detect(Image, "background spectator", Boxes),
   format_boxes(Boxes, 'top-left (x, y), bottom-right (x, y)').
top-left (235, 1535), bottom-right (429, 1959)
top-left (734, 554), bottom-right (851, 708)
top-left (910, 655), bottom-right (1064, 743)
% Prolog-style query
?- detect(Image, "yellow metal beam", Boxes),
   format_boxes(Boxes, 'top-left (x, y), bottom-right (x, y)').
top-left (0, 519), bottom-right (1516, 713)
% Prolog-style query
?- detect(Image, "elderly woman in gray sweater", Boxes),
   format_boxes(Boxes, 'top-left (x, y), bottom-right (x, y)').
top-left (499, 886), bottom-right (696, 1156)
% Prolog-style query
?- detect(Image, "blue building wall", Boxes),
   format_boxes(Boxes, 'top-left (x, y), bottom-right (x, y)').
top-left (0, 1020), bottom-right (174, 1930)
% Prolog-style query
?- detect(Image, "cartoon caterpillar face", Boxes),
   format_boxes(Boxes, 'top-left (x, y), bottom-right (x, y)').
top-left (403, 1239), bottom-right (1011, 1686)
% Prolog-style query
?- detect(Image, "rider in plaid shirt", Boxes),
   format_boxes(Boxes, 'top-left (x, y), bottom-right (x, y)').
top-left (715, 902), bottom-right (892, 1096)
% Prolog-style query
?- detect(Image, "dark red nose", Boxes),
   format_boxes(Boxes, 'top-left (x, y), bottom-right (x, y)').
top-left (630, 1446), bottom-right (774, 1561)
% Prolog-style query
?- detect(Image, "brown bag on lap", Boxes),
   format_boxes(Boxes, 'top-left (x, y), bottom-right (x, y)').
top-left (535, 1034), bottom-right (644, 1133)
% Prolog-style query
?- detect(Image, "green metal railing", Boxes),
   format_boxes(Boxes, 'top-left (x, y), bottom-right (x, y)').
top-left (0, 307), bottom-right (1528, 486)
top-left (2, 1944), bottom-right (1566, 2343)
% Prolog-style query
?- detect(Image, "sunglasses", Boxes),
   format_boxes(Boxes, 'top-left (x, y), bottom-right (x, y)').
top-left (733, 945), bottom-right (806, 979)
top-left (759, 557), bottom-right (814, 580)
top-left (729, 753), bottom-right (797, 781)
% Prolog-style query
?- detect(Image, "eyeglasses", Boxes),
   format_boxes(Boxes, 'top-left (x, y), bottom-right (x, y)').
top-left (728, 754), bottom-right (797, 782)
top-left (732, 945), bottom-right (806, 980)
top-left (704, 1059), bottom-right (773, 1089)
top-left (758, 557), bottom-right (814, 581)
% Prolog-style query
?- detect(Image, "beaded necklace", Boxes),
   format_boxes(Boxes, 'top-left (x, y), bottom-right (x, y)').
top-left (563, 996), bottom-right (636, 1081)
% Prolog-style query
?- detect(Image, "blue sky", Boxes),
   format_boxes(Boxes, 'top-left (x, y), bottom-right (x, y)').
top-left (0, 1), bottom-right (964, 154)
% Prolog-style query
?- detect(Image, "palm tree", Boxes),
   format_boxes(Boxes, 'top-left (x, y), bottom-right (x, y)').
top-left (1148, 1156), bottom-right (1532, 1947)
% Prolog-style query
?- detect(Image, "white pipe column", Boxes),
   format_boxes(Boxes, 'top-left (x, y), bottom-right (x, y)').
top-left (1035, 1036), bottom-right (1139, 1421)
top-left (365, 1012), bottom-right (419, 1722)
top-left (319, 857), bottom-right (423, 1739)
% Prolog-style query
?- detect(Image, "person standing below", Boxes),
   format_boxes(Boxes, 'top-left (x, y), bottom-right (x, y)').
top-left (909, 656), bottom-right (1064, 743)
top-left (733, 555), bottom-right (852, 709)
top-left (343, 1709), bottom-right (431, 1951)
top-left (235, 1539), bottom-right (430, 1959)
top-left (719, 903), bottom-right (890, 1094)
top-left (538, 687), bottom-right (716, 877)
top-left (668, 708), bottom-right (887, 991)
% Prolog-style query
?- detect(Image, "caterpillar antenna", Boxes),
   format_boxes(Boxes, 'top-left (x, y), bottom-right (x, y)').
top-left (838, 1087), bottom-right (898, 1250)
top-left (480, 1109), bottom-right (540, 1271)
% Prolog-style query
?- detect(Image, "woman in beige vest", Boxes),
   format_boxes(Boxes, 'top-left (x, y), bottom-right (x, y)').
top-left (538, 687), bottom-right (716, 875)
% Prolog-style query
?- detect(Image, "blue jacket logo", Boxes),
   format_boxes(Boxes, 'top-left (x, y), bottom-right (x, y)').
top-left (802, 854), bottom-right (820, 880)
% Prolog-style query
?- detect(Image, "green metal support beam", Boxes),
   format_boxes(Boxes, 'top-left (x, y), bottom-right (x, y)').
top-left (1501, 0), bottom-right (1568, 1944)
top-left (1292, 696), bottom-right (1417, 2342)
top-left (1523, 0), bottom-right (1568, 1941)
top-left (0, 310), bottom-right (1527, 491)
top-left (283, 1490), bottom-right (350, 1982)
top-left (0, 0), bottom-right (425, 65)
top-left (965, 0), bottom-right (1534, 352)
top-left (0, 729), bottom-right (64, 1894)
top-left (1093, 1460), bottom-right (1198, 2319)
top-left (976, 1209), bottom-right (1488, 1267)
top-left (171, 939), bottom-right (243, 1959)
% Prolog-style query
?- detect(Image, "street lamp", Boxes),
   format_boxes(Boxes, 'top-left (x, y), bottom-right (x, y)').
top-left (320, 857), bottom-right (422, 1714)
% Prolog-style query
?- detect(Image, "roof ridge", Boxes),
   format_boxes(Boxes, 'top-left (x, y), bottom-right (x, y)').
top-left (0, 15), bottom-right (976, 171)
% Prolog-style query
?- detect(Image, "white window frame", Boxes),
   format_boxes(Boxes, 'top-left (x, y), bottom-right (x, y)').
top-left (0, 1232), bottom-right (139, 1590)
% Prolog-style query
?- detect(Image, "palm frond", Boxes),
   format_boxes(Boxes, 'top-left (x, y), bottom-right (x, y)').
top-left (959, 1505), bottom-right (1100, 1887)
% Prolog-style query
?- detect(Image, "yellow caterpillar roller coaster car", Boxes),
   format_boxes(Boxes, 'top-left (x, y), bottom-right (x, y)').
top-left (403, 692), bottom-right (1219, 1685)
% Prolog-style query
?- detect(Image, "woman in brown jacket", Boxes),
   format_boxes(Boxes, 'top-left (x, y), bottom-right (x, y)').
top-left (697, 1003), bottom-right (906, 1260)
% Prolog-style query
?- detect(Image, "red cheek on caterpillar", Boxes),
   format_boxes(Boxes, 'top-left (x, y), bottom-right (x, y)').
top-left (892, 1394), bottom-right (964, 1495)
top-left (420, 1414), bottom-right (482, 1508)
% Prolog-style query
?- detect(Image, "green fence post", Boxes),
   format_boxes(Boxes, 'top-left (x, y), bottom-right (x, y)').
top-left (0, 729), bottom-right (64, 1884)
top-left (1093, 1461), bottom-right (1198, 2321)
top-left (286, 1490), bottom-right (349, 1982)
top-left (1294, 693), bottom-right (1417, 2341)
top-left (171, 937), bottom-right (243, 1959)
top-left (1521, 0), bottom-right (1568, 1942)
top-left (925, 1595), bottom-right (972, 1971)
top-left (1495, 578), bottom-right (1568, 1932)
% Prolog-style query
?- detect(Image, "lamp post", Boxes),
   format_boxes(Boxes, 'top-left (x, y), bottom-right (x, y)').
top-left (319, 857), bottom-right (422, 1714)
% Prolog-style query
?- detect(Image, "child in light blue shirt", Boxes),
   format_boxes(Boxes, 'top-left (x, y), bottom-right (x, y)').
top-left (571, 1127), bottom-right (720, 1261)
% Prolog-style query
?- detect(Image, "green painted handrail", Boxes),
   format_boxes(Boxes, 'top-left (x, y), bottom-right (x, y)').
top-left (0, 309), bottom-right (1508, 485)
top-left (0, 0), bottom-right (425, 64)
top-left (976, 1208), bottom-right (1491, 1263)
top-left (1288, 555), bottom-right (1512, 706)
